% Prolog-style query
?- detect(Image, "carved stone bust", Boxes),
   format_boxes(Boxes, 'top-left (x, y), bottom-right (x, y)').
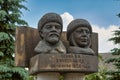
top-left (67, 19), bottom-right (95, 55)
top-left (34, 13), bottom-right (66, 54)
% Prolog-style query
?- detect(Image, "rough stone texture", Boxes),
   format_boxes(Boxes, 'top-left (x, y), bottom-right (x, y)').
top-left (15, 27), bottom-right (98, 67)
top-left (64, 73), bottom-right (85, 80)
top-left (15, 26), bottom-right (40, 67)
top-left (29, 54), bottom-right (98, 75)
top-left (67, 19), bottom-right (96, 55)
top-left (91, 33), bottom-right (98, 56)
top-left (36, 73), bottom-right (60, 80)
top-left (15, 26), bottom-right (68, 67)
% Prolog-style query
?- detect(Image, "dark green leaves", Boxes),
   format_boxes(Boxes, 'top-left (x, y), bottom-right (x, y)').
top-left (0, 32), bottom-right (9, 42)
top-left (105, 28), bottom-right (120, 80)
top-left (0, 10), bottom-right (7, 21)
top-left (109, 30), bottom-right (120, 44)
top-left (0, 0), bottom-right (28, 80)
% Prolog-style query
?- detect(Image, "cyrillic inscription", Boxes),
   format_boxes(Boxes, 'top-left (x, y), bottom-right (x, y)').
top-left (50, 55), bottom-right (90, 70)
top-left (30, 54), bottom-right (98, 74)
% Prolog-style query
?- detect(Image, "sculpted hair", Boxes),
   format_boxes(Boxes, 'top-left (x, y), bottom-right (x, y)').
top-left (67, 19), bottom-right (92, 41)
top-left (38, 13), bottom-right (63, 38)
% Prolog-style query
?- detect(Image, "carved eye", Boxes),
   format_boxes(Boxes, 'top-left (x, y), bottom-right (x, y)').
top-left (75, 30), bottom-right (82, 34)
top-left (55, 25), bottom-right (61, 30)
top-left (46, 25), bottom-right (52, 29)
top-left (85, 30), bottom-right (90, 34)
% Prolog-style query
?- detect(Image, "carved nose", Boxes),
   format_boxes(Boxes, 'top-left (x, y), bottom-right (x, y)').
top-left (83, 31), bottom-right (87, 35)
top-left (51, 26), bottom-right (57, 31)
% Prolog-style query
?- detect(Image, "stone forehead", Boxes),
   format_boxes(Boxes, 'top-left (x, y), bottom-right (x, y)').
top-left (38, 13), bottom-right (63, 31)
top-left (67, 19), bottom-right (92, 40)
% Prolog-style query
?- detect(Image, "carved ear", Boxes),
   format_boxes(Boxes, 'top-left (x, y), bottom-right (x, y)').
top-left (39, 31), bottom-right (43, 38)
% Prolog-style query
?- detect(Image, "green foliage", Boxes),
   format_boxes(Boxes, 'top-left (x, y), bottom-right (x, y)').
top-left (84, 55), bottom-right (107, 80)
top-left (59, 76), bottom-right (64, 80)
top-left (0, 0), bottom-right (29, 80)
top-left (105, 29), bottom-right (120, 80)
top-left (0, 10), bottom-right (7, 21)
top-left (85, 67), bottom-right (107, 80)
top-left (0, 65), bottom-right (29, 80)
top-left (0, 32), bottom-right (10, 41)
top-left (28, 76), bottom-right (36, 80)
top-left (109, 30), bottom-right (120, 44)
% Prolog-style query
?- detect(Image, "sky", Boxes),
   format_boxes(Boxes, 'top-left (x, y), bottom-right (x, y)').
top-left (22, 0), bottom-right (120, 53)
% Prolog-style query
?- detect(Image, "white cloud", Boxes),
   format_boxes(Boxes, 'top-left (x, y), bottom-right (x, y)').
top-left (92, 25), bottom-right (119, 53)
top-left (61, 12), bottom-right (119, 53)
top-left (61, 12), bottom-right (74, 31)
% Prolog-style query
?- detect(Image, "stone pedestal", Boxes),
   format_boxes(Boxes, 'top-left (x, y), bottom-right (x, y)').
top-left (64, 73), bottom-right (85, 80)
top-left (36, 72), bottom-right (60, 80)
top-left (29, 54), bottom-right (98, 80)
top-left (30, 54), bottom-right (98, 74)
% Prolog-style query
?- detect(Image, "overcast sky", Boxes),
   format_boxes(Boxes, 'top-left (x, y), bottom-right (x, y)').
top-left (22, 0), bottom-right (120, 53)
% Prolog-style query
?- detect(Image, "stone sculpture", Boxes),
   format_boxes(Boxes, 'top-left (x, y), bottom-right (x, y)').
top-left (67, 19), bottom-right (95, 55)
top-left (34, 13), bottom-right (66, 54)
top-left (15, 12), bottom-right (98, 80)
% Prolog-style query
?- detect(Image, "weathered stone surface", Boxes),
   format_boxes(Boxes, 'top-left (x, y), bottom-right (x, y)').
top-left (36, 73), bottom-right (60, 80)
top-left (15, 27), bottom-right (98, 67)
top-left (35, 13), bottom-right (67, 54)
top-left (29, 54), bottom-right (98, 75)
top-left (15, 26), bottom-right (40, 67)
top-left (91, 33), bottom-right (98, 56)
top-left (15, 27), bottom-right (68, 67)
top-left (67, 19), bottom-right (97, 55)
top-left (64, 73), bottom-right (85, 80)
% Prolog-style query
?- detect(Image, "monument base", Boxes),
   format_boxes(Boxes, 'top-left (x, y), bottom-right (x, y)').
top-left (30, 54), bottom-right (98, 80)
top-left (30, 54), bottom-right (98, 75)
top-left (36, 73), bottom-right (85, 80)
top-left (64, 73), bottom-right (84, 80)
top-left (36, 72), bottom-right (60, 80)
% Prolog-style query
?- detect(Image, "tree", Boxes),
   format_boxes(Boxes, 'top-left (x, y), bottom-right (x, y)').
top-left (85, 67), bottom-right (107, 80)
top-left (0, 0), bottom-right (29, 80)
top-left (105, 29), bottom-right (120, 80)
top-left (85, 55), bottom-right (107, 80)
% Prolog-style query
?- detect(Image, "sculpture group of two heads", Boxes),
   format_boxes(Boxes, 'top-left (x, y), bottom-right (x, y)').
top-left (35, 12), bottom-right (95, 55)
top-left (38, 12), bottom-right (92, 49)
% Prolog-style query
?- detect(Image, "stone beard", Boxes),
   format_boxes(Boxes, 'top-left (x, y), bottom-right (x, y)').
top-left (34, 40), bottom-right (66, 54)
top-left (34, 13), bottom-right (66, 54)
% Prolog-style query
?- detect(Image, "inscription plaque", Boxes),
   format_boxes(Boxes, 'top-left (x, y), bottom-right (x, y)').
top-left (30, 54), bottom-right (98, 75)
